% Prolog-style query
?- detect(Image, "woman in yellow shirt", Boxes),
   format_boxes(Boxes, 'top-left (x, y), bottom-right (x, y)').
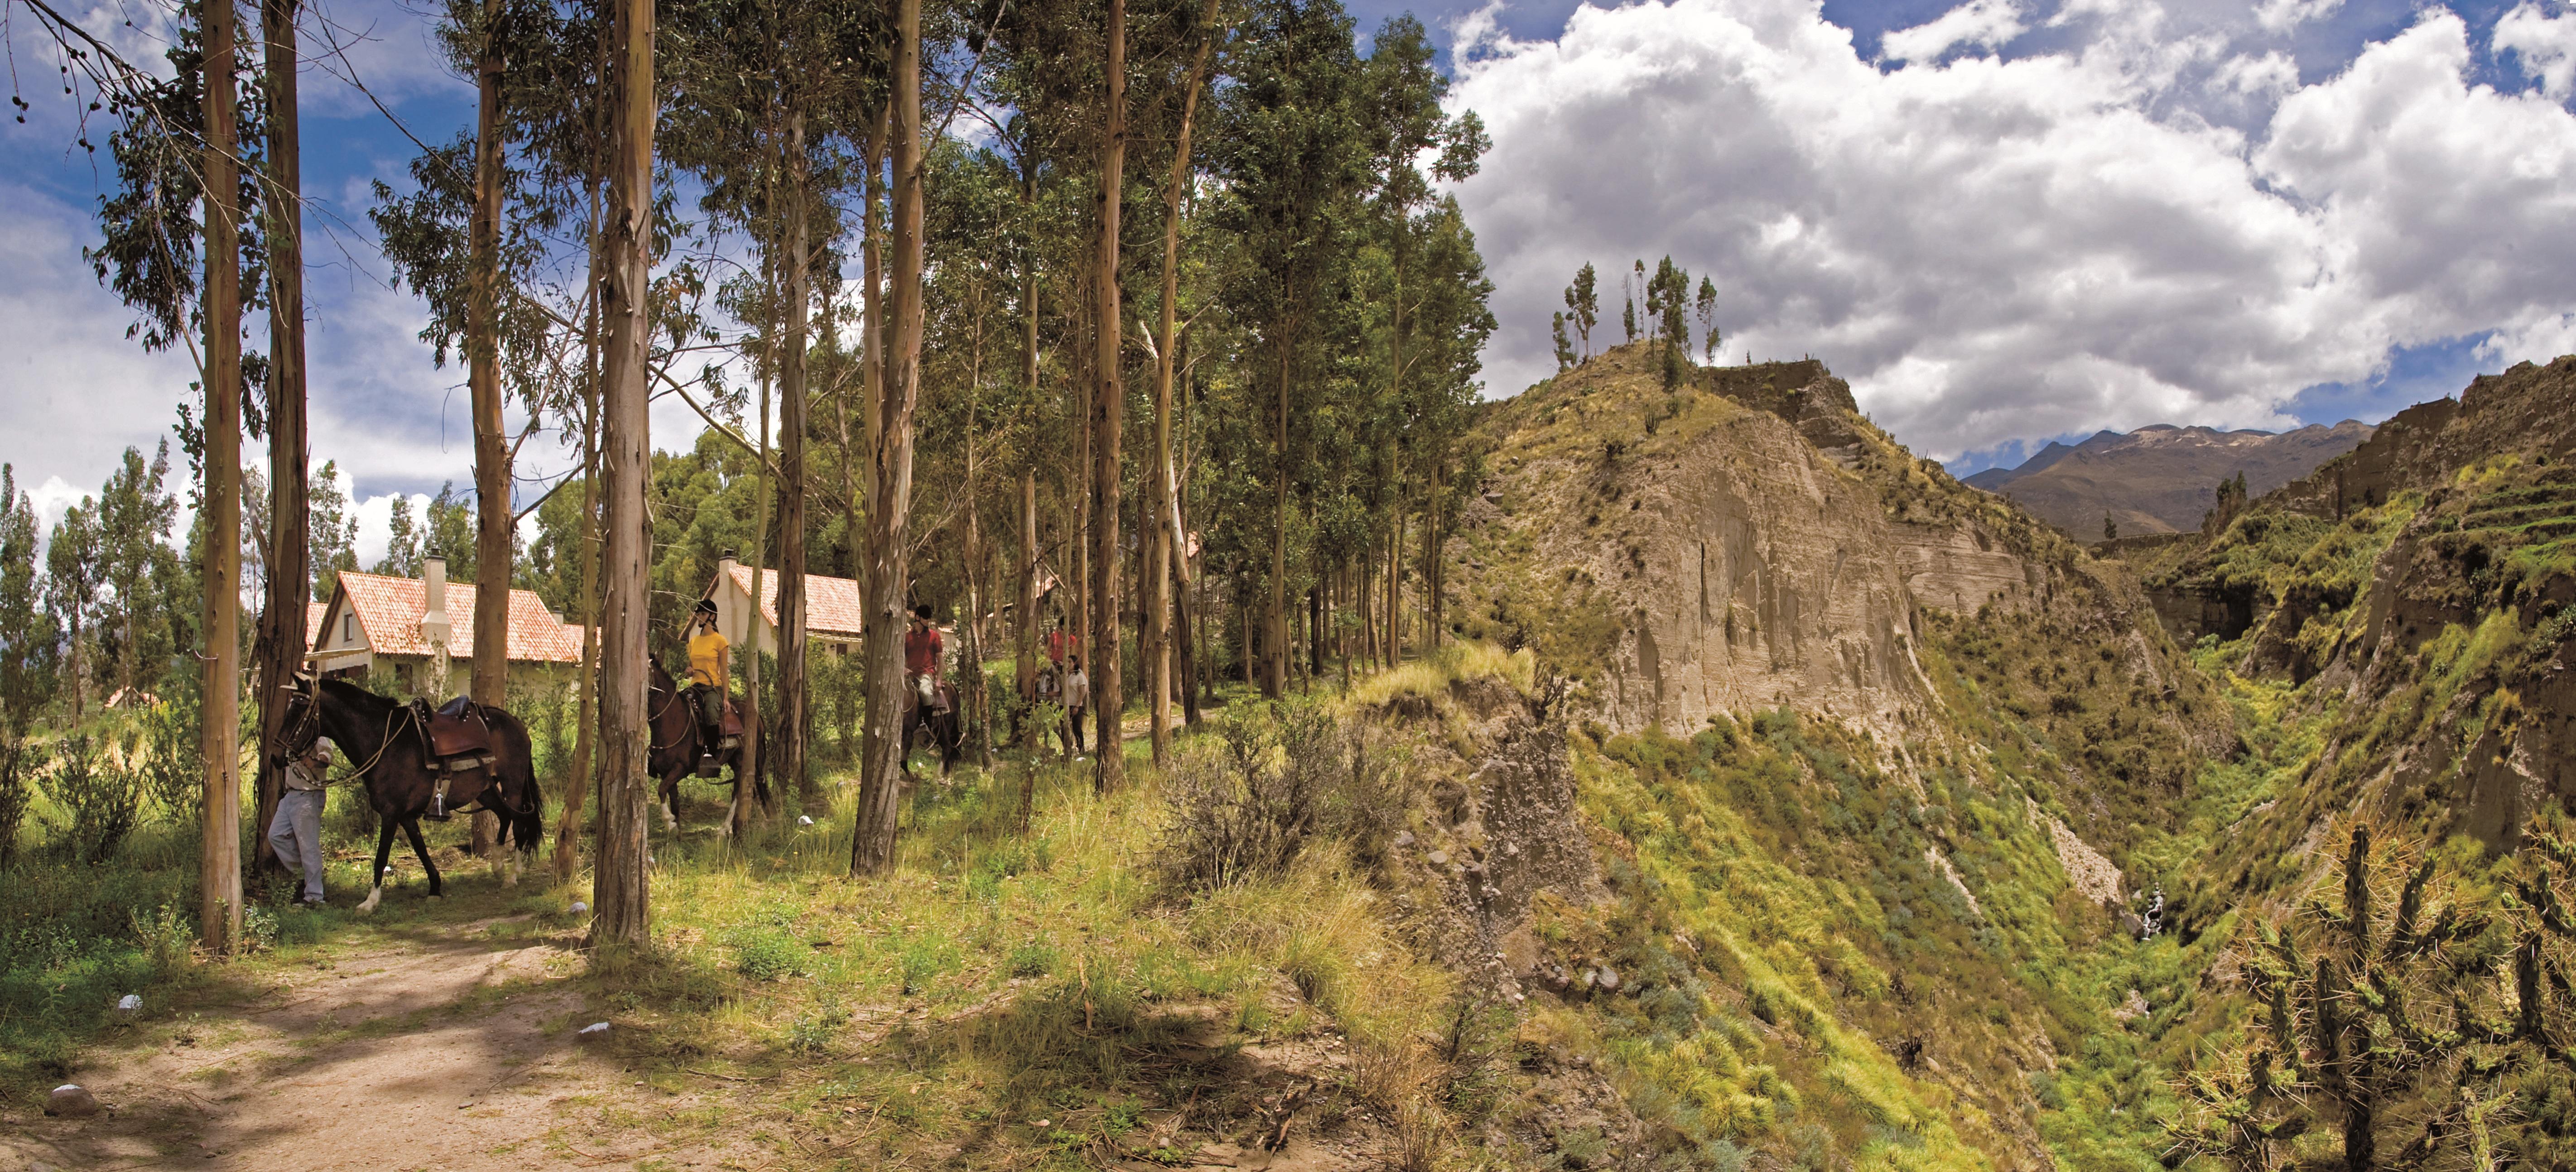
top-left (687, 598), bottom-right (730, 734)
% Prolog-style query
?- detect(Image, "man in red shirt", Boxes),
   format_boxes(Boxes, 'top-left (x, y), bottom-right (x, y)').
top-left (1044, 623), bottom-right (1069, 668)
top-left (905, 604), bottom-right (946, 712)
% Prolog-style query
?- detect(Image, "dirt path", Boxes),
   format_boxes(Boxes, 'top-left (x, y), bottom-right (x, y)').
top-left (1, 912), bottom-right (752, 1172)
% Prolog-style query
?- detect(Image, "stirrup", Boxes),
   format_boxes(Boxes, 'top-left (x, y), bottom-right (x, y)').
top-left (427, 775), bottom-right (453, 821)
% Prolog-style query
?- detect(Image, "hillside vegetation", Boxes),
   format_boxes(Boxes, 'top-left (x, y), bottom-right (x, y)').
top-left (13, 348), bottom-right (2576, 1172)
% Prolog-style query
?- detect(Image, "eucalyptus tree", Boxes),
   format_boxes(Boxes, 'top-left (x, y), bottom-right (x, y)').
top-left (852, 0), bottom-right (933, 876)
top-left (45, 501), bottom-right (102, 723)
top-left (1211, 0), bottom-right (1365, 697)
top-left (594, 0), bottom-right (659, 945)
top-left (96, 442), bottom-right (180, 702)
top-left (0, 468), bottom-right (56, 740)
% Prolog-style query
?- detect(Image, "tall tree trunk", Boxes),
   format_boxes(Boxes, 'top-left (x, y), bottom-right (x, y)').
top-left (592, 0), bottom-right (657, 946)
top-left (1070, 279), bottom-right (1090, 728)
top-left (1265, 345), bottom-right (1287, 698)
top-left (467, 0), bottom-right (512, 858)
top-left (738, 354), bottom-right (770, 840)
top-left (860, 106), bottom-right (888, 526)
top-left (1425, 464), bottom-right (1442, 650)
top-left (200, 0), bottom-right (246, 953)
top-left (851, 0), bottom-right (923, 876)
top-left (1091, 0), bottom-right (1127, 793)
top-left (779, 110), bottom-right (813, 808)
top-left (1150, 0), bottom-right (1215, 765)
top-left (555, 197), bottom-right (601, 883)
top-left (1017, 469), bottom-right (1037, 743)
top-left (252, 0), bottom-right (307, 877)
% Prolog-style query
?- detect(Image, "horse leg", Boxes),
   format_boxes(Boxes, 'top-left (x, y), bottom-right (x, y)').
top-left (359, 817), bottom-right (398, 913)
top-left (404, 817), bottom-right (443, 898)
top-left (659, 766), bottom-right (682, 832)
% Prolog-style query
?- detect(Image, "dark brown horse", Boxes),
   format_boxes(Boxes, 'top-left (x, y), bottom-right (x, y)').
top-left (648, 659), bottom-right (764, 832)
top-left (274, 676), bottom-right (545, 910)
top-left (905, 678), bottom-right (963, 778)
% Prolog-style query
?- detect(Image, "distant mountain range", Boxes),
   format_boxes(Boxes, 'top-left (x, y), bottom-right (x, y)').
top-left (1963, 421), bottom-right (2375, 536)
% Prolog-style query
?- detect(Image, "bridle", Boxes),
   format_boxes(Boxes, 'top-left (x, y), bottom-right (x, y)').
top-left (275, 680), bottom-right (409, 787)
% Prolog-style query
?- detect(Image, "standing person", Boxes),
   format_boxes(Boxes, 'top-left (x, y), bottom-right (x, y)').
top-left (1044, 619), bottom-right (1069, 669)
top-left (1062, 653), bottom-right (1089, 759)
top-left (686, 599), bottom-right (732, 752)
top-left (905, 604), bottom-right (946, 712)
top-left (266, 735), bottom-right (334, 906)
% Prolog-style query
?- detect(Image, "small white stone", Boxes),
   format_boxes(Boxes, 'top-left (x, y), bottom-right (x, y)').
top-left (568, 901), bottom-right (590, 916)
top-left (114, 994), bottom-right (142, 1014)
top-left (1427, 850), bottom-right (1449, 865)
top-left (578, 1021), bottom-right (612, 1039)
top-left (798, 815), bottom-right (814, 826)
top-left (48, 1085), bottom-right (99, 1118)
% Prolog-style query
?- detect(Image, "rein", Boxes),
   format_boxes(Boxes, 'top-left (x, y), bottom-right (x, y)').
top-left (284, 690), bottom-right (410, 788)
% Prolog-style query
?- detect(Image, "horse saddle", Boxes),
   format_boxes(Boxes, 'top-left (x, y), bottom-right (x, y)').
top-left (416, 697), bottom-right (498, 773)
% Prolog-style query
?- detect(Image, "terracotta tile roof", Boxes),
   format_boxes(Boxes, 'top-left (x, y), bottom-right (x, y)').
top-left (722, 563), bottom-right (866, 639)
top-left (305, 602), bottom-right (328, 651)
top-left (334, 571), bottom-right (583, 664)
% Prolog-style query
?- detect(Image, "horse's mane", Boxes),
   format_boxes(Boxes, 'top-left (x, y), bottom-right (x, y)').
top-left (318, 677), bottom-right (398, 714)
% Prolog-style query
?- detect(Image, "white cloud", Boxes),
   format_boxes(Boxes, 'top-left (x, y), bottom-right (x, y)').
top-left (2254, 0), bottom-right (2345, 35)
top-left (1883, 0), bottom-right (2027, 63)
top-left (1448, 0), bottom-right (2576, 457)
top-left (2496, 0), bottom-right (2576, 100)
top-left (0, 183), bottom-right (200, 496)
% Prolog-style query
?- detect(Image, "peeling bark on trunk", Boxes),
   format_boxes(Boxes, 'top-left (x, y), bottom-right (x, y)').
top-left (852, 0), bottom-right (924, 876)
top-left (592, 0), bottom-right (657, 945)
top-left (252, 0), bottom-right (307, 876)
top-left (200, 0), bottom-right (245, 952)
top-left (467, 0), bottom-right (511, 858)
top-left (779, 110), bottom-right (813, 807)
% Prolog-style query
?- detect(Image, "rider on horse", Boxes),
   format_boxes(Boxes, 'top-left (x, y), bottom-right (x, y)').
top-left (905, 604), bottom-right (947, 713)
top-left (686, 598), bottom-right (733, 755)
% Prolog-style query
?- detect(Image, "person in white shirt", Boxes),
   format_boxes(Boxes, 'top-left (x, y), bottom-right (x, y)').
top-left (1062, 656), bottom-right (1089, 759)
top-left (267, 737), bottom-right (335, 906)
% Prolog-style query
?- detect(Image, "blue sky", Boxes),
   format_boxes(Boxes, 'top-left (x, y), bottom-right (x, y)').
top-left (6, 0), bottom-right (2576, 541)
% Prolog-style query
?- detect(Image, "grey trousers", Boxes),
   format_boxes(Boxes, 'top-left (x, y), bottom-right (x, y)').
top-left (267, 788), bottom-right (327, 902)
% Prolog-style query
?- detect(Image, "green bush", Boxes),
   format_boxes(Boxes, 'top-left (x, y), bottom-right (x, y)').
top-left (136, 697), bottom-right (200, 824)
top-left (41, 734), bottom-right (142, 865)
top-left (0, 739), bottom-right (33, 871)
top-left (1155, 700), bottom-right (1411, 892)
top-left (728, 926), bottom-right (806, 981)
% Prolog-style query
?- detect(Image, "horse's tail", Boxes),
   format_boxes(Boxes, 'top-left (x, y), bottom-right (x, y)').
top-left (514, 770), bottom-right (546, 854)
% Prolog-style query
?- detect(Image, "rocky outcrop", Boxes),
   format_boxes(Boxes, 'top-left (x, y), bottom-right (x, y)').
top-left (1459, 344), bottom-right (2080, 740)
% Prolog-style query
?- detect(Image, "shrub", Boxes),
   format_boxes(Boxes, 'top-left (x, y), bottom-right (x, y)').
top-left (41, 734), bottom-right (142, 864)
top-left (728, 926), bottom-right (806, 981)
top-left (1155, 700), bottom-right (1411, 892)
top-left (136, 698), bottom-right (200, 823)
top-left (0, 739), bottom-right (33, 871)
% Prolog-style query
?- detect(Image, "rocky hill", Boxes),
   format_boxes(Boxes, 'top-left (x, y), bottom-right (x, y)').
top-left (2147, 356), bottom-right (2576, 865)
top-left (1965, 420), bottom-right (2372, 536)
top-left (1442, 341), bottom-right (2242, 1167)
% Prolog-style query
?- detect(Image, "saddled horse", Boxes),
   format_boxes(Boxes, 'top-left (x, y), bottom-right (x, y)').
top-left (904, 677), bottom-right (963, 778)
top-left (648, 659), bottom-right (765, 832)
top-left (274, 676), bottom-right (545, 911)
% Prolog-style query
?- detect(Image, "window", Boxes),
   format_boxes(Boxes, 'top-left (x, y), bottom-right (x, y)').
top-left (343, 613), bottom-right (355, 644)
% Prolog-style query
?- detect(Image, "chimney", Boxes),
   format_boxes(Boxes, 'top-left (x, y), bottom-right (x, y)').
top-left (420, 551), bottom-right (452, 646)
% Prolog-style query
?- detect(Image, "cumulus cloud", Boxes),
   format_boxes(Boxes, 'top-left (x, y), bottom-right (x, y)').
top-left (1447, 0), bottom-right (2576, 458)
top-left (0, 184), bottom-right (200, 495)
top-left (2495, 0), bottom-right (2576, 99)
top-left (1882, 0), bottom-right (2027, 62)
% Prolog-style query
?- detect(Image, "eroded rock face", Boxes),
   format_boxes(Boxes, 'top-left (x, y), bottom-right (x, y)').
top-left (1393, 679), bottom-right (1605, 995)
top-left (1460, 345), bottom-right (2048, 739)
